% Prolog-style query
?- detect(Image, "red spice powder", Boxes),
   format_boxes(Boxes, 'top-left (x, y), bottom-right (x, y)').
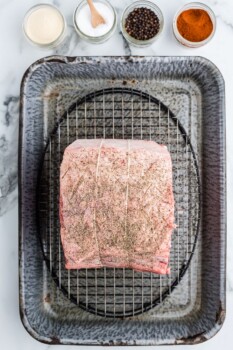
top-left (177, 9), bottom-right (213, 42)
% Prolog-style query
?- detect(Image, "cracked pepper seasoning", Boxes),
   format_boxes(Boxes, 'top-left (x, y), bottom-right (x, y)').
top-left (177, 9), bottom-right (213, 42)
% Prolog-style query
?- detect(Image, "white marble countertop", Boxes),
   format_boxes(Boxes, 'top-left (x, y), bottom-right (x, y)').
top-left (0, 0), bottom-right (232, 348)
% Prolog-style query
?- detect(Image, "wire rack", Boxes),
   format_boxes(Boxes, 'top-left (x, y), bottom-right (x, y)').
top-left (38, 88), bottom-right (200, 318)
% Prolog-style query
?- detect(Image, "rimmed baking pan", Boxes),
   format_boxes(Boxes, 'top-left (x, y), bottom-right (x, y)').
top-left (19, 56), bottom-right (226, 345)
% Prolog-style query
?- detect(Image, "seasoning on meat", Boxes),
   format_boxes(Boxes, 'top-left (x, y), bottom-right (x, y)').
top-left (60, 139), bottom-right (175, 274)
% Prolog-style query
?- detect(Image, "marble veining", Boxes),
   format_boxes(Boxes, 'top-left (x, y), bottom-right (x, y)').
top-left (54, 25), bottom-right (80, 56)
top-left (208, 0), bottom-right (233, 29)
top-left (0, 97), bottom-right (18, 216)
top-left (119, 32), bottom-right (132, 56)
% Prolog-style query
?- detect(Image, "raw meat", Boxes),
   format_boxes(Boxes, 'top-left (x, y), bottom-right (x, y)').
top-left (60, 139), bottom-right (175, 274)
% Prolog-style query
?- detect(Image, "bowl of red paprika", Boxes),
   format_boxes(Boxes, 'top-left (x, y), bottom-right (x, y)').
top-left (173, 2), bottom-right (216, 48)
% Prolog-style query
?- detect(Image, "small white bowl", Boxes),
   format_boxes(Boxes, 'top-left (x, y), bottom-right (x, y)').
top-left (73, 0), bottom-right (117, 44)
top-left (23, 4), bottom-right (66, 49)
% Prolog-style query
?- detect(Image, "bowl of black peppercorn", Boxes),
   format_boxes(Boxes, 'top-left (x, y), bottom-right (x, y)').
top-left (121, 0), bottom-right (164, 47)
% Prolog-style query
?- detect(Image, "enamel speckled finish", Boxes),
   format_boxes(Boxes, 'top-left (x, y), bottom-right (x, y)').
top-left (19, 56), bottom-right (226, 345)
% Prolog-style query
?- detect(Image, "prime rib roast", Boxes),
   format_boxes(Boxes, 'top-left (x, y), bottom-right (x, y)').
top-left (60, 139), bottom-right (175, 274)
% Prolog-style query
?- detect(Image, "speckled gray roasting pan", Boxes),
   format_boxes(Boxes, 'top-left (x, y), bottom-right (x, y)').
top-left (19, 56), bottom-right (226, 345)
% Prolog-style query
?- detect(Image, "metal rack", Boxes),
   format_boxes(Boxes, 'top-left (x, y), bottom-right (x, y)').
top-left (38, 88), bottom-right (200, 318)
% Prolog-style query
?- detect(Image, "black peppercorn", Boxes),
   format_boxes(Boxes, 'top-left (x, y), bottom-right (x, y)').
top-left (125, 7), bottom-right (160, 41)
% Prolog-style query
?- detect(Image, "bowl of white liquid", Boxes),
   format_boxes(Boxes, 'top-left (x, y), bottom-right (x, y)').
top-left (23, 4), bottom-right (66, 48)
top-left (74, 0), bottom-right (117, 43)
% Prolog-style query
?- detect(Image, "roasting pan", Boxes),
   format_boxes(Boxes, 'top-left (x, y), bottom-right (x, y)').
top-left (19, 56), bottom-right (226, 345)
